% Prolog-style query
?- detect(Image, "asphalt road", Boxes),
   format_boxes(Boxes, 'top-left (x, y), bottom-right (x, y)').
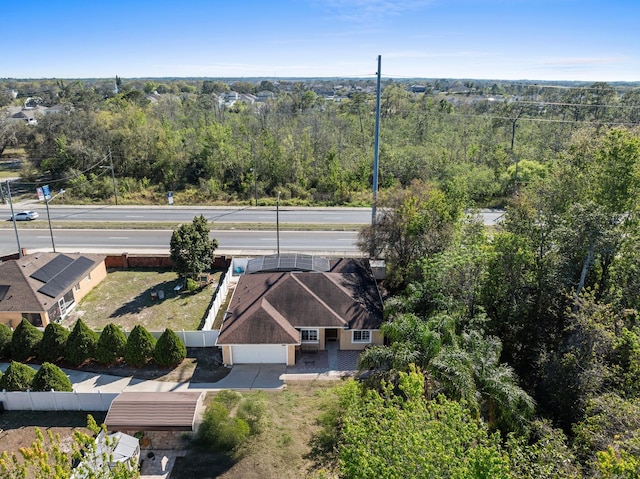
top-left (1, 205), bottom-right (372, 225)
top-left (0, 228), bottom-right (361, 256)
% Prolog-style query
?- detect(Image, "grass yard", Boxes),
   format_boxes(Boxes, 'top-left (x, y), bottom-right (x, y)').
top-left (61, 268), bottom-right (222, 332)
top-left (171, 381), bottom-right (339, 479)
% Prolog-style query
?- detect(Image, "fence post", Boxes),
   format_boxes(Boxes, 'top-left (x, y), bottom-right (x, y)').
top-left (27, 389), bottom-right (34, 411)
top-left (51, 389), bottom-right (58, 412)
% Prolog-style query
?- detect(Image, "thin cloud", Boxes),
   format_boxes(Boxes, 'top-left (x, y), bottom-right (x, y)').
top-left (316, 0), bottom-right (435, 22)
top-left (535, 56), bottom-right (628, 68)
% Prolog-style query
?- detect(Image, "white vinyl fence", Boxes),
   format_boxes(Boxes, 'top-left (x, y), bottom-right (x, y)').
top-left (0, 390), bottom-right (118, 411)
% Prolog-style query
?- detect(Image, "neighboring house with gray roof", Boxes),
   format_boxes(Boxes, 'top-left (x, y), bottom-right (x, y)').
top-left (216, 256), bottom-right (384, 365)
top-left (0, 252), bottom-right (107, 328)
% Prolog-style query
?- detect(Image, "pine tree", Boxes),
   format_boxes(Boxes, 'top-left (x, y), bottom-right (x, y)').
top-left (64, 319), bottom-right (99, 367)
top-left (153, 328), bottom-right (187, 366)
top-left (124, 325), bottom-right (156, 367)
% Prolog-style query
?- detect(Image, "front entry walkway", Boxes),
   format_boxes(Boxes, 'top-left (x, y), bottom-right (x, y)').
top-left (286, 341), bottom-right (360, 375)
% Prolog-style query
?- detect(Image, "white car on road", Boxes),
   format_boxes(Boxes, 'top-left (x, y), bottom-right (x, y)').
top-left (9, 210), bottom-right (39, 221)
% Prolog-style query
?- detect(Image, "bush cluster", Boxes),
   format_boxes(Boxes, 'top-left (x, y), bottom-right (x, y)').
top-left (197, 391), bottom-right (269, 451)
top-left (1, 319), bottom-right (187, 373)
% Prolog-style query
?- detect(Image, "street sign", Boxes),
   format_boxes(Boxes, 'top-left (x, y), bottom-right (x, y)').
top-left (36, 187), bottom-right (44, 201)
top-left (168, 191), bottom-right (174, 205)
top-left (42, 184), bottom-right (51, 200)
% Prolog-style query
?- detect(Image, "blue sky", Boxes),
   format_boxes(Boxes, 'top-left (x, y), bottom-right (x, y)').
top-left (3, 0), bottom-right (639, 82)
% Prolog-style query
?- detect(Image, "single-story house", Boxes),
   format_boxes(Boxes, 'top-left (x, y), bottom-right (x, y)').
top-left (216, 255), bottom-right (384, 366)
top-left (0, 252), bottom-right (107, 328)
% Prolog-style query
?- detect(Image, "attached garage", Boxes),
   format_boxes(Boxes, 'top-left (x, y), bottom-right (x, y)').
top-left (231, 344), bottom-right (288, 364)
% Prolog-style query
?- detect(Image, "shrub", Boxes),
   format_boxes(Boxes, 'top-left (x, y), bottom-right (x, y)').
top-left (214, 390), bottom-right (243, 410)
top-left (197, 402), bottom-right (250, 451)
top-left (39, 323), bottom-right (69, 363)
top-left (0, 323), bottom-right (12, 359)
top-left (153, 328), bottom-right (187, 366)
top-left (186, 278), bottom-right (199, 292)
top-left (11, 319), bottom-right (43, 361)
top-left (237, 394), bottom-right (269, 435)
top-left (124, 325), bottom-right (156, 367)
top-left (0, 361), bottom-right (37, 391)
top-left (96, 323), bottom-right (127, 365)
top-left (32, 362), bottom-right (73, 392)
top-left (65, 319), bottom-right (99, 367)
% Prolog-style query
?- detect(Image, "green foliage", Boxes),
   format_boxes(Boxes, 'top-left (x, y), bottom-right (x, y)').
top-left (197, 401), bottom-right (250, 451)
top-left (153, 328), bottom-right (187, 366)
top-left (124, 324), bottom-right (156, 367)
top-left (186, 277), bottom-right (198, 292)
top-left (32, 362), bottom-right (73, 392)
top-left (170, 215), bottom-right (218, 278)
top-left (0, 361), bottom-right (36, 391)
top-left (236, 393), bottom-right (269, 435)
top-left (0, 418), bottom-right (140, 479)
top-left (11, 319), bottom-right (43, 361)
top-left (64, 319), bottom-right (99, 367)
top-left (96, 323), bottom-right (127, 365)
top-left (505, 420), bottom-right (581, 479)
top-left (337, 372), bottom-right (510, 479)
top-left (213, 389), bottom-right (243, 410)
top-left (38, 322), bottom-right (69, 363)
top-left (0, 323), bottom-right (12, 359)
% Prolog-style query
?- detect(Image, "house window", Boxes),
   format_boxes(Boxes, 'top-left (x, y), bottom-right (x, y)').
top-left (352, 330), bottom-right (371, 343)
top-left (301, 329), bottom-right (319, 343)
top-left (74, 283), bottom-right (81, 292)
top-left (85, 273), bottom-right (91, 282)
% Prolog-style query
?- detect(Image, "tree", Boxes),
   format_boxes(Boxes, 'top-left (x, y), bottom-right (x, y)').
top-left (0, 323), bottom-right (12, 359)
top-left (39, 322), bottom-right (70, 363)
top-left (11, 318), bottom-right (43, 361)
top-left (96, 323), bottom-right (127, 365)
top-left (357, 181), bottom-right (464, 290)
top-left (124, 325), bottom-right (156, 367)
top-left (0, 417), bottom-right (140, 479)
top-left (170, 215), bottom-right (218, 279)
top-left (32, 362), bottom-right (73, 391)
top-left (0, 361), bottom-right (36, 391)
top-left (153, 328), bottom-right (186, 366)
top-left (65, 319), bottom-right (99, 367)
top-left (337, 369), bottom-right (510, 479)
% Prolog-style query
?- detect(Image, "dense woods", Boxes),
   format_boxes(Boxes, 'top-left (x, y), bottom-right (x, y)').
top-left (2, 76), bottom-right (640, 476)
top-left (2, 77), bottom-right (639, 207)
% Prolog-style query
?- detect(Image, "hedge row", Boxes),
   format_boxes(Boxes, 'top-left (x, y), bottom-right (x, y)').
top-left (0, 361), bottom-right (73, 392)
top-left (0, 320), bottom-right (186, 368)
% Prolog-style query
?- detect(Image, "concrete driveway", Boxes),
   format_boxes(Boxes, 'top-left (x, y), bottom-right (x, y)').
top-left (201, 364), bottom-right (286, 391)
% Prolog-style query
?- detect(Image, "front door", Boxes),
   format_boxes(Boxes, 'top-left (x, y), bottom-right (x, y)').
top-left (326, 328), bottom-right (339, 342)
top-left (58, 297), bottom-right (67, 317)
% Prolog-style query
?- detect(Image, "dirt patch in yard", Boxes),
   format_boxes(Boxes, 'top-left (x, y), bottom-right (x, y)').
top-left (0, 411), bottom-right (107, 460)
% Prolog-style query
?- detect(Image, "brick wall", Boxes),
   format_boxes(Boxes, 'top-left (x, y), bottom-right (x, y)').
top-left (105, 253), bottom-right (230, 270)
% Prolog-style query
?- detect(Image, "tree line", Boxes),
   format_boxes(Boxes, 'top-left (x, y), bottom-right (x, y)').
top-left (1, 78), bottom-right (639, 207)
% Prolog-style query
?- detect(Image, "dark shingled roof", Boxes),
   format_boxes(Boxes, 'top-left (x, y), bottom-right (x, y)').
top-left (0, 252), bottom-right (105, 314)
top-left (217, 258), bottom-right (383, 345)
top-left (105, 392), bottom-right (205, 432)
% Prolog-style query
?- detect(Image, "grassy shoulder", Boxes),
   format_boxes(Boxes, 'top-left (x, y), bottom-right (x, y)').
top-left (0, 221), bottom-right (362, 231)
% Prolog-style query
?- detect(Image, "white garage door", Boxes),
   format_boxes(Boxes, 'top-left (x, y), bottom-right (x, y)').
top-left (231, 345), bottom-right (287, 364)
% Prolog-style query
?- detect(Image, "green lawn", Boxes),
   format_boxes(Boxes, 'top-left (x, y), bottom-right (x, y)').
top-left (62, 269), bottom-right (221, 332)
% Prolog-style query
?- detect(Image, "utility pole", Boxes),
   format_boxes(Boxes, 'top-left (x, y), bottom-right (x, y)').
top-left (108, 146), bottom-right (118, 205)
top-left (276, 191), bottom-right (281, 256)
top-left (45, 194), bottom-right (56, 253)
top-left (371, 55), bottom-right (382, 226)
top-left (5, 180), bottom-right (22, 258)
